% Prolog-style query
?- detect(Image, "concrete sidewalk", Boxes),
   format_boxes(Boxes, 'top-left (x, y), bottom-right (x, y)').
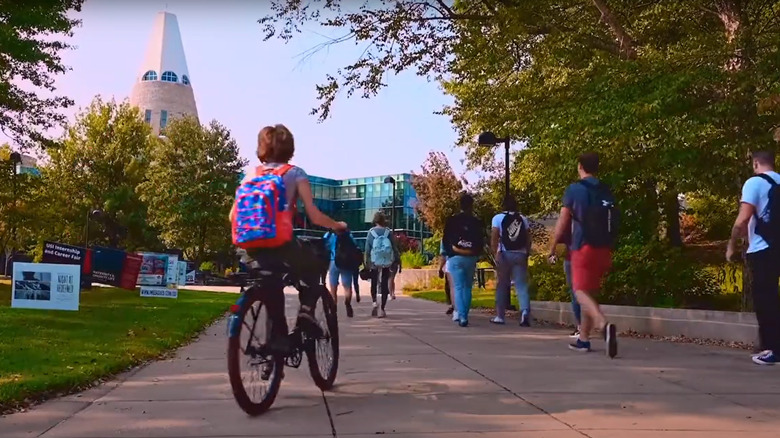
top-left (2, 289), bottom-right (779, 438)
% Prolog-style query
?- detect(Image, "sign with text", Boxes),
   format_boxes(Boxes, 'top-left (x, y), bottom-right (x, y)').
top-left (137, 252), bottom-right (170, 286)
top-left (120, 253), bottom-right (143, 290)
top-left (91, 246), bottom-right (127, 286)
top-left (139, 286), bottom-right (178, 299)
top-left (42, 241), bottom-right (85, 266)
top-left (177, 261), bottom-right (187, 286)
top-left (11, 263), bottom-right (81, 311)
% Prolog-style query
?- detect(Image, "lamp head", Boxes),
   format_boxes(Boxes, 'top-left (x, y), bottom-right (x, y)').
top-left (9, 152), bottom-right (22, 164)
top-left (477, 131), bottom-right (499, 146)
top-left (384, 176), bottom-right (396, 184)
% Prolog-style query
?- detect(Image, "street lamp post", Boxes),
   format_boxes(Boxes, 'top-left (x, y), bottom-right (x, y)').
top-left (477, 131), bottom-right (511, 198)
top-left (84, 209), bottom-right (104, 249)
top-left (384, 176), bottom-right (396, 231)
top-left (4, 152), bottom-right (22, 277)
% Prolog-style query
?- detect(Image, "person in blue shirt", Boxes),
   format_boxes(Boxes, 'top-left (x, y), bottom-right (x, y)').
top-left (727, 150), bottom-right (780, 366)
top-left (323, 229), bottom-right (359, 317)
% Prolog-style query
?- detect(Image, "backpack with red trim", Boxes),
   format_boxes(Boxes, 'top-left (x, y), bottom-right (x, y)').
top-left (231, 164), bottom-right (294, 249)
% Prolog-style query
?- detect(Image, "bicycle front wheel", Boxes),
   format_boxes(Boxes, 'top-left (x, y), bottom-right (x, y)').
top-left (305, 287), bottom-right (339, 390)
top-left (227, 292), bottom-right (284, 416)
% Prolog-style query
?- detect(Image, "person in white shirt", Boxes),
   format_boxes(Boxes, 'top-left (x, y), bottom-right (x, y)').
top-left (727, 150), bottom-right (780, 366)
top-left (489, 195), bottom-right (532, 326)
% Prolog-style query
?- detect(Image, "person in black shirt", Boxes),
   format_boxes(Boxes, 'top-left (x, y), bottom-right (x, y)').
top-left (442, 192), bottom-right (485, 327)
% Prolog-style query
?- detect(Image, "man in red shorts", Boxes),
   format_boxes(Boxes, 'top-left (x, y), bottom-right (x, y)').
top-left (549, 152), bottom-right (618, 358)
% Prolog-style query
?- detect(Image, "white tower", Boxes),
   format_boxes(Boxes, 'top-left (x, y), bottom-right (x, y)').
top-left (129, 12), bottom-right (198, 134)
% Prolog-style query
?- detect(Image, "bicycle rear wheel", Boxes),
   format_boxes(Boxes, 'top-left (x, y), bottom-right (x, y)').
top-left (305, 287), bottom-right (339, 390)
top-left (227, 292), bottom-right (284, 416)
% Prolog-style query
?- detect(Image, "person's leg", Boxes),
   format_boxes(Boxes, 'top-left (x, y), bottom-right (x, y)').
top-left (456, 256), bottom-right (478, 325)
top-left (444, 273), bottom-right (452, 305)
top-left (389, 267), bottom-right (397, 299)
top-left (380, 267), bottom-right (390, 315)
top-left (748, 250), bottom-right (780, 358)
top-left (513, 253), bottom-right (531, 326)
top-left (327, 260), bottom-right (340, 301)
top-left (493, 252), bottom-right (511, 322)
top-left (370, 269), bottom-right (379, 316)
top-left (339, 268), bottom-right (354, 317)
top-left (564, 259), bottom-right (582, 330)
top-left (352, 267), bottom-right (361, 302)
top-left (449, 256), bottom-right (466, 324)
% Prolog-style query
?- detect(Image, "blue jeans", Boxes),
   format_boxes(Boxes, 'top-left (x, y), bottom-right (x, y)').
top-left (564, 259), bottom-right (581, 325)
top-left (328, 260), bottom-right (354, 290)
top-left (495, 251), bottom-right (529, 319)
top-left (448, 255), bottom-right (479, 322)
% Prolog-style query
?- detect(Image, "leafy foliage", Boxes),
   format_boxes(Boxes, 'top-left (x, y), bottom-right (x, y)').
top-left (38, 98), bottom-right (159, 251)
top-left (139, 117), bottom-right (247, 263)
top-left (0, 1), bottom-right (84, 151)
top-left (410, 151), bottom-right (463, 232)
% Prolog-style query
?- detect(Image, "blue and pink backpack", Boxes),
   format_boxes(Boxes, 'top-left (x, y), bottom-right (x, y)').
top-left (231, 164), bottom-right (294, 249)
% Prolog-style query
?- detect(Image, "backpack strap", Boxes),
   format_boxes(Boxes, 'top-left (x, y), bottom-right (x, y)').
top-left (383, 228), bottom-right (390, 238)
top-left (255, 163), bottom-right (294, 177)
top-left (370, 229), bottom-right (379, 238)
top-left (753, 173), bottom-right (778, 187)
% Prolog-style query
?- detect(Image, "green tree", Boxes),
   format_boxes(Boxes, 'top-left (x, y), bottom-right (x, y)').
top-left (0, 146), bottom-right (46, 272)
top-left (139, 117), bottom-right (247, 263)
top-left (410, 151), bottom-right (463, 233)
top-left (39, 97), bottom-right (159, 250)
top-left (0, 1), bottom-right (84, 150)
top-left (261, 0), bottom-right (780, 246)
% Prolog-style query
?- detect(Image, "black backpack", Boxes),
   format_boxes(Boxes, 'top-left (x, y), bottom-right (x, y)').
top-left (577, 180), bottom-right (618, 248)
top-left (500, 212), bottom-right (528, 251)
top-left (451, 214), bottom-right (485, 256)
top-left (334, 232), bottom-right (363, 270)
top-left (753, 174), bottom-right (780, 247)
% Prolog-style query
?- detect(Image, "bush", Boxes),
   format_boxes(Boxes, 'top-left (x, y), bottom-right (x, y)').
top-left (528, 255), bottom-right (570, 302)
top-left (684, 192), bottom-right (738, 241)
top-left (401, 251), bottom-right (426, 269)
top-left (601, 240), bottom-right (721, 309)
top-left (199, 261), bottom-right (217, 273)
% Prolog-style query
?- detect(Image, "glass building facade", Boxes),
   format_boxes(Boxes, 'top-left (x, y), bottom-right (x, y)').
top-left (294, 173), bottom-right (431, 246)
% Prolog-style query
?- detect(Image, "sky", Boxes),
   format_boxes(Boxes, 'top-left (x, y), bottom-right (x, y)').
top-left (8, 0), bottom-right (475, 180)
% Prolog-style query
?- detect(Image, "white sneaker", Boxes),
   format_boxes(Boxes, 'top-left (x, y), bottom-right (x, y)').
top-left (490, 316), bottom-right (505, 325)
top-left (452, 310), bottom-right (459, 322)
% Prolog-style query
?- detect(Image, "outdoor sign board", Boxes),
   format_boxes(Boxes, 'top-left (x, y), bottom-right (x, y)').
top-left (120, 253), bottom-right (143, 290)
top-left (91, 246), bottom-right (127, 287)
top-left (177, 261), bottom-right (187, 286)
top-left (139, 286), bottom-right (178, 299)
top-left (11, 262), bottom-right (81, 311)
top-left (41, 241), bottom-right (92, 287)
top-left (137, 252), bottom-right (179, 298)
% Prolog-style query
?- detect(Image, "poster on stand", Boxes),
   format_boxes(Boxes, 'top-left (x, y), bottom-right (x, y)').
top-left (137, 252), bottom-right (169, 286)
top-left (11, 263), bottom-right (81, 311)
top-left (91, 246), bottom-right (127, 286)
top-left (42, 241), bottom-right (92, 287)
top-left (177, 261), bottom-right (187, 286)
top-left (120, 254), bottom-right (143, 290)
top-left (185, 261), bottom-right (196, 285)
top-left (139, 286), bottom-right (178, 299)
top-left (165, 254), bottom-right (179, 285)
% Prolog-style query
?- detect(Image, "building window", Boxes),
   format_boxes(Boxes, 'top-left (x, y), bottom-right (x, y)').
top-left (144, 109), bottom-right (152, 124)
top-left (142, 70), bottom-right (157, 81)
top-left (160, 110), bottom-right (168, 130)
top-left (182, 75), bottom-right (190, 85)
top-left (161, 71), bottom-right (178, 82)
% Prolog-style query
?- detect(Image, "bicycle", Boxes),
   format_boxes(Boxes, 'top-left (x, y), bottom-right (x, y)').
top-left (226, 267), bottom-right (339, 416)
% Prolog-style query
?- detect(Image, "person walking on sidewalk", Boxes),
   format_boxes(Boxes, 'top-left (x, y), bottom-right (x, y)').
top-left (562, 236), bottom-right (582, 338)
top-left (365, 211), bottom-right (400, 318)
top-left (443, 192), bottom-right (485, 327)
top-left (727, 150), bottom-right (780, 366)
top-left (439, 240), bottom-right (457, 320)
top-left (490, 194), bottom-right (532, 326)
top-left (323, 229), bottom-right (361, 317)
top-left (549, 153), bottom-right (618, 358)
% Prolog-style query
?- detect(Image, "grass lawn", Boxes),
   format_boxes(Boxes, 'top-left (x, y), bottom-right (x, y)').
top-left (0, 280), bottom-right (236, 412)
top-left (407, 288), bottom-right (512, 310)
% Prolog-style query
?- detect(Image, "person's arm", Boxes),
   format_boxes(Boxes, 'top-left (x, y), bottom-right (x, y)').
top-left (229, 202), bottom-right (236, 222)
top-left (298, 179), bottom-right (346, 230)
top-left (389, 231), bottom-right (401, 268)
top-left (550, 186), bottom-right (574, 255)
top-left (364, 230), bottom-right (373, 268)
top-left (727, 179), bottom-right (758, 261)
top-left (525, 217), bottom-right (533, 254)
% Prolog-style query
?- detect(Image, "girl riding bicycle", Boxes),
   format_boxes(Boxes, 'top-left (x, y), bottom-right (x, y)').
top-left (230, 124), bottom-right (347, 351)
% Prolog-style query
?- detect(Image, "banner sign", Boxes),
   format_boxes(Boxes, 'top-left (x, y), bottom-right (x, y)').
top-left (177, 261), bottom-right (187, 286)
top-left (185, 261), bottom-right (196, 285)
top-left (12, 263), bottom-right (81, 311)
top-left (42, 241), bottom-right (85, 266)
top-left (91, 246), bottom-right (127, 287)
top-left (137, 252), bottom-right (170, 286)
top-left (165, 254), bottom-right (179, 285)
top-left (121, 253), bottom-right (143, 290)
top-left (139, 286), bottom-right (178, 299)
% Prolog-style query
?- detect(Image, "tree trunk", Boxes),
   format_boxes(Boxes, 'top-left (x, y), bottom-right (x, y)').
top-left (662, 191), bottom-right (682, 246)
top-left (591, 0), bottom-right (637, 59)
top-left (715, 0), bottom-right (751, 71)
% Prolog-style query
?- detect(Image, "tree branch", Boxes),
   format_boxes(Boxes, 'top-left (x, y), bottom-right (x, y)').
top-left (590, 0), bottom-right (638, 59)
